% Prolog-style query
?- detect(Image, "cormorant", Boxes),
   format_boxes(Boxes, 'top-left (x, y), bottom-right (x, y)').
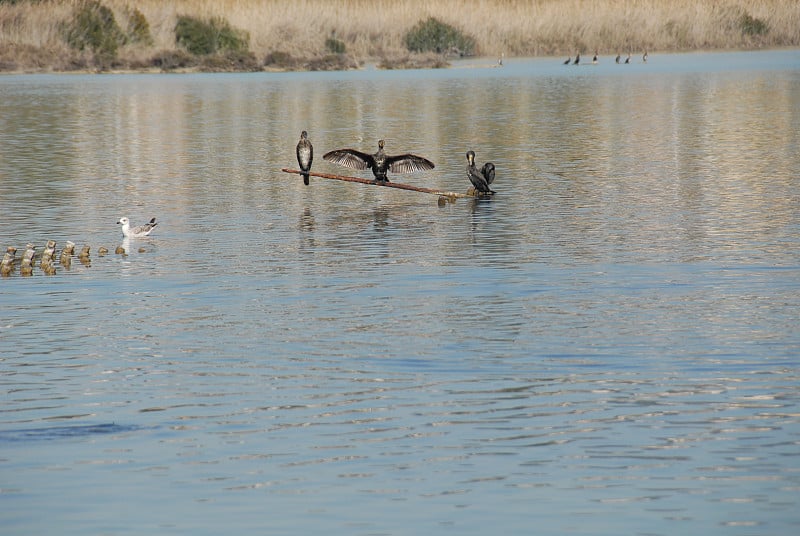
top-left (323, 139), bottom-right (434, 183)
top-left (296, 130), bottom-right (313, 185)
top-left (624, 53), bottom-right (631, 64)
top-left (573, 53), bottom-right (580, 65)
top-left (615, 54), bottom-right (621, 64)
top-left (466, 151), bottom-right (496, 195)
top-left (643, 50), bottom-right (648, 63)
top-left (563, 56), bottom-right (571, 65)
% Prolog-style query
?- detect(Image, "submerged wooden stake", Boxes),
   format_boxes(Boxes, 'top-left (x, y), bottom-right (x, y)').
top-left (281, 168), bottom-right (474, 200)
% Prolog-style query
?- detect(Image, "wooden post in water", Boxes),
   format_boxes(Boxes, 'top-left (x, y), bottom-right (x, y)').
top-left (281, 168), bottom-right (474, 201)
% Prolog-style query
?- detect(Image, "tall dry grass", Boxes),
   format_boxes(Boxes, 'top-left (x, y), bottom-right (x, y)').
top-left (1, 0), bottom-right (798, 71)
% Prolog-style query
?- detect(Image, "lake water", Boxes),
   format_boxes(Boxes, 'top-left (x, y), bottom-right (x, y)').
top-left (1, 50), bottom-right (799, 535)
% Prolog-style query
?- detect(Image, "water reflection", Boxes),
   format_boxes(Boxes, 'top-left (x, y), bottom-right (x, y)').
top-left (0, 51), bottom-right (799, 535)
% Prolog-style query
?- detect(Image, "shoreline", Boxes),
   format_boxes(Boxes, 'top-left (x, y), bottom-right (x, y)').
top-left (1, 0), bottom-right (798, 75)
top-left (0, 47), bottom-right (796, 77)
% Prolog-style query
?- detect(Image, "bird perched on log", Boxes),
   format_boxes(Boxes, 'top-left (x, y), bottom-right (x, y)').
top-left (323, 139), bottom-right (434, 183)
top-left (296, 130), bottom-right (313, 186)
top-left (117, 216), bottom-right (157, 238)
top-left (466, 150), bottom-right (496, 196)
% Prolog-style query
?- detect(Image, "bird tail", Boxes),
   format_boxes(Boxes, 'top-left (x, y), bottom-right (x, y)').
top-left (301, 172), bottom-right (309, 186)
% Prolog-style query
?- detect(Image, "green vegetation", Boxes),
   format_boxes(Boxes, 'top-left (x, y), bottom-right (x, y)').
top-left (740, 12), bottom-right (769, 37)
top-left (0, 1), bottom-right (797, 73)
top-left (63, 0), bottom-right (126, 64)
top-left (174, 15), bottom-right (249, 56)
top-left (325, 35), bottom-right (346, 55)
top-left (126, 6), bottom-right (153, 46)
top-left (404, 17), bottom-right (476, 56)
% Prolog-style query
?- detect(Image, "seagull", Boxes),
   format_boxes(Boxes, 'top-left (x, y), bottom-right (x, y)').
top-left (117, 216), bottom-right (157, 238)
top-left (296, 130), bottom-right (313, 185)
top-left (323, 139), bottom-right (434, 183)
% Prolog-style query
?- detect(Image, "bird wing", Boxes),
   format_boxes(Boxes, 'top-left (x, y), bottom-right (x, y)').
top-left (132, 219), bottom-right (157, 235)
top-left (386, 154), bottom-right (435, 174)
top-left (322, 149), bottom-right (372, 170)
top-left (481, 163), bottom-right (496, 185)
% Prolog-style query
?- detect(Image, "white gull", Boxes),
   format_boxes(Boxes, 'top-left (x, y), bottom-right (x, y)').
top-left (117, 216), bottom-right (158, 238)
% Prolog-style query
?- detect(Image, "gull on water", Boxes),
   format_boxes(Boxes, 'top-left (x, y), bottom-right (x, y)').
top-left (117, 216), bottom-right (157, 238)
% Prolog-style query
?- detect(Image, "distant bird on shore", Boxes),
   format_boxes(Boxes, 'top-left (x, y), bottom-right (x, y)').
top-left (498, 53), bottom-right (504, 67)
top-left (466, 151), bottom-right (496, 196)
top-left (573, 53), bottom-right (581, 65)
top-left (296, 130), bottom-right (313, 186)
top-left (323, 139), bottom-right (434, 183)
top-left (592, 50), bottom-right (598, 64)
top-left (117, 216), bottom-right (157, 238)
top-left (615, 54), bottom-right (621, 64)
top-left (563, 56), bottom-right (571, 65)
top-left (643, 50), bottom-right (648, 63)
top-left (624, 53), bottom-right (631, 64)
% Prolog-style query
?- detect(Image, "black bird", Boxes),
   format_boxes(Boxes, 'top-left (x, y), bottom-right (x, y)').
top-left (643, 50), bottom-right (648, 63)
top-left (573, 53), bottom-right (580, 65)
top-left (466, 151), bottom-right (496, 195)
top-left (615, 54), bottom-right (621, 64)
top-left (624, 53), bottom-right (631, 64)
top-left (296, 130), bottom-right (313, 185)
top-left (323, 139), bottom-right (434, 183)
top-left (481, 162), bottom-right (496, 186)
top-left (563, 56), bottom-right (571, 65)
top-left (592, 50), bottom-right (598, 64)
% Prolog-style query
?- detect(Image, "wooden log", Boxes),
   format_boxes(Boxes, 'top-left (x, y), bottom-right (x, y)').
top-left (281, 168), bottom-right (474, 200)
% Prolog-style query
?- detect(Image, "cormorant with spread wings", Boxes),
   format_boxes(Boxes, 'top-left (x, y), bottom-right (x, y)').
top-left (323, 139), bottom-right (434, 183)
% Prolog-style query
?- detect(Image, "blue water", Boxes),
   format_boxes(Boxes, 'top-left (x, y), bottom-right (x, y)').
top-left (1, 50), bottom-right (799, 535)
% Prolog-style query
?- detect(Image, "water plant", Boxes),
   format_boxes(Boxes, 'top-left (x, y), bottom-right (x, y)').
top-left (404, 17), bottom-right (476, 56)
top-left (174, 15), bottom-right (249, 56)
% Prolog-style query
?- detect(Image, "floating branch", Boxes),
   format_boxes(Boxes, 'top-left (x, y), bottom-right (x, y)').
top-left (281, 168), bottom-right (474, 200)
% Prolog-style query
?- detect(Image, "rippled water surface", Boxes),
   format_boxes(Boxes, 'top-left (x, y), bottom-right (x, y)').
top-left (1, 50), bottom-right (799, 535)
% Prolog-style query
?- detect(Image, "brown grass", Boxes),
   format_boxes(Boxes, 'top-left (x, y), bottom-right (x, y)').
top-left (1, 0), bottom-right (798, 72)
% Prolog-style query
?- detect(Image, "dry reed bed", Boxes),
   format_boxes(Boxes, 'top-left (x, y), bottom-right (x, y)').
top-left (1, 0), bottom-right (798, 71)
